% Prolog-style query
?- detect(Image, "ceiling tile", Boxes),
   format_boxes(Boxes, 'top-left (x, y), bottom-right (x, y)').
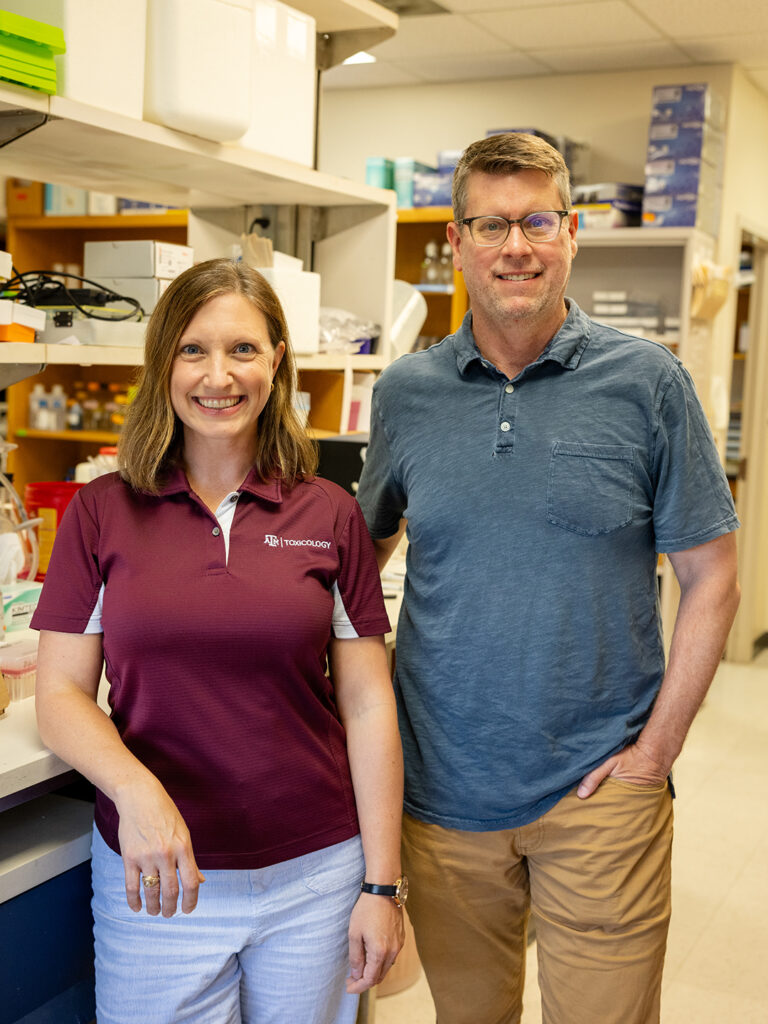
top-left (532, 39), bottom-right (695, 73)
top-left (469, 1), bottom-right (665, 49)
top-left (675, 33), bottom-right (768, 66)
top-left (440, 0), bottom-right (618, 8)
top-left (321, 62), bottom-right (423, 91)
top-left (396, 51), bottom-right (551, 82)
top-left (370, 13), bottom-right (508, 60)
top-left (632, 0), bottom-right (768, 38)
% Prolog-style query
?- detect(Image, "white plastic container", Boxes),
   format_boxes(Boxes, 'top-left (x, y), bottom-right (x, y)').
top-left (237, 0), bottom-right (316, 166)
top-left (0, 636), bottom-right (38, 701)
top-left (144, 0), bottom-right (253, 142)
top-left (258, 268), bottom-right (320, 354)
top-left (1, 0), bottom-right (147, 119)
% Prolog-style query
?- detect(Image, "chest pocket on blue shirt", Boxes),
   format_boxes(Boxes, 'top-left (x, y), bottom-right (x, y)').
top-left (547, 442), bottom-right (635, 536)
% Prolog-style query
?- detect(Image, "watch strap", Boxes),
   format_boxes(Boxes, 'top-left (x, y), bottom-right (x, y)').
top-left (360, 881), bottom-right (398, 897)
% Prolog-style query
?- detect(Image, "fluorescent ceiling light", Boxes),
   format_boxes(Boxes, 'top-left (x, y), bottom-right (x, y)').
top-left (343, 51), bottom-right (376, 65)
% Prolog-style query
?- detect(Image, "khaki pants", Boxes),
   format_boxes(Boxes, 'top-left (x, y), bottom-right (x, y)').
top-left (402, 779), bottom-right (673, 1024)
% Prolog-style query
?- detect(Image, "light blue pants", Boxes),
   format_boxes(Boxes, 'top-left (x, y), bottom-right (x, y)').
top-left (91, 827), bottom-right (364, 1023)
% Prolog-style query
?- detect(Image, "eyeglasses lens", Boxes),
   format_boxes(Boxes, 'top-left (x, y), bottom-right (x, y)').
top-left (471, 212), bottom-right (562, 245)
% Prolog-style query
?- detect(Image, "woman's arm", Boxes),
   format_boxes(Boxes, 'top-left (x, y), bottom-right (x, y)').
top-left (329, 633), bottom-right (405, 994)
top-left (35, 629), bottom-right (204, 916)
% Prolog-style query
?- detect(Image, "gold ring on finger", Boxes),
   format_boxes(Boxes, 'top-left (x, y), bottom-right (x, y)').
top-left (142, 874), bottom-right (160, 888)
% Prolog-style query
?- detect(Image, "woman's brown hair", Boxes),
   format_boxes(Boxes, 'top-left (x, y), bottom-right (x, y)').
top-left (118, 258), bottom-right (318, 492)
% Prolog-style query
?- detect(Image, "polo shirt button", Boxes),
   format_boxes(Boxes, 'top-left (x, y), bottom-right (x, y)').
top-left (230, 494), bottom-right (238, 502)
top-left (212, 526), bottom-right (221, 536)
top-left (505, 383), bottom-right (515, 394)
top-left (500, 421), bottom-right (511, 432)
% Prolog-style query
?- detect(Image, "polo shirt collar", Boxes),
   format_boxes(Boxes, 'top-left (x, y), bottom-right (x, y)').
top-left (454, 298), bottom-right (591, 377)
top-left (157, 464), bottom-right (283, 504)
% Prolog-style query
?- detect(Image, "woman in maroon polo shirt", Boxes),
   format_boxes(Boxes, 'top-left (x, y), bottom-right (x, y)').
top-left (33, 259), bottom-right (405, 1024)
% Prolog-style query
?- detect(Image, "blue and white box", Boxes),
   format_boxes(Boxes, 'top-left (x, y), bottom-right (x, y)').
top-left (394, 158), bottom-right (435, 207)
top-left (650, 83), bottom-right (725, 129)
top-left (642, 191), bottom-right (721, 235)
top-left (412, 170), bottom-right (453, 208)
top-left (646, 121), bottom-right (724, 166)
top-left (644, 157), bottom-right (719, 197)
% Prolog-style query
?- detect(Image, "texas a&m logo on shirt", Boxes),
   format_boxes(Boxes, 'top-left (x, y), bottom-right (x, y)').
top-left (264, 533), bottom-right (331, 550)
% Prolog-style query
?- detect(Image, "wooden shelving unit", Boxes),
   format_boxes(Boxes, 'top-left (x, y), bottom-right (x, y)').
top-left (396, 207), bottom-right (468, 338)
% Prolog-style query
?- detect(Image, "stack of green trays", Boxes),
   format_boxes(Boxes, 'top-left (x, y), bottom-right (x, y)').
top-left (0, 10), bottom-right (65, 94)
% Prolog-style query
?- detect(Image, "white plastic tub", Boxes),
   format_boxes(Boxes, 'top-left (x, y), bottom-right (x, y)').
top-left (144, 0), bottom-right (253, 142)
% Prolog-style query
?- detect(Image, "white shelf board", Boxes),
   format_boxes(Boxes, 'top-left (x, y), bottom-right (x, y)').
top-left (576, 227), bottom-right (707, 248)
top-left (0, 342), bottom-right (388, 374)
top-left (0, 86), bottom-right (396, 211)
top-left (0, 794), bottom-right (93, 904)
top-left (295, 0), bottom-right (397, 34)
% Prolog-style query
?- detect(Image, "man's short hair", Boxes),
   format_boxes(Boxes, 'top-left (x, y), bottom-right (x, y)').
top-left (452, 133), bottom-right (572, 220)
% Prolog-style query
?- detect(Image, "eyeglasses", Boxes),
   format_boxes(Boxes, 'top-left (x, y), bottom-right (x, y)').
top-left (458, 210), bottom-right (570, 246)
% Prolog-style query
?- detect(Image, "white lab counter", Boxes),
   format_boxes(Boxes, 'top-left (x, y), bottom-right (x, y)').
top-left (0, 695), bottom-right (75, 808)
top-left (0, 692), bottom-right (94, 906)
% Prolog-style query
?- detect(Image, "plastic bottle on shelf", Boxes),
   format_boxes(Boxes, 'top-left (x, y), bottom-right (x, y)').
top-left (420, 240), bottom-right (440, 285)
top-left (28, 383), bottom-right (48, 430)
top-left (66, 398), bottom-right (84, 430)
top-left (48, 384), bottom-right (68, 431)
top-left (439, 242), bottom-right (454, 286)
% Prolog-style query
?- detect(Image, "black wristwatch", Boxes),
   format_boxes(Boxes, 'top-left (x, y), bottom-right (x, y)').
top-left (360, 874), bottom-right (409, 908)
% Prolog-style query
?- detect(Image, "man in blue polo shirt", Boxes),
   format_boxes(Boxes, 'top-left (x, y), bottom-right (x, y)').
top-left (356, 132), bottom-right (740, 1024)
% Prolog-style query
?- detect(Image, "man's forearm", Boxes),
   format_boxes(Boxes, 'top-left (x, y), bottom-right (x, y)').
top-left (637, 537), bottom-right (740, 771)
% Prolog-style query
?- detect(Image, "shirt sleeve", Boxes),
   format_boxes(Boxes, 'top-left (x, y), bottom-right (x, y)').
top-left (652, 362), bottom-right (739, 552)
top-left (356, 387), bottom-right (408, 539)
top-left (331, 499), bottom-right (391, 639)
top-left (30, 488), bottom-right (104, 633)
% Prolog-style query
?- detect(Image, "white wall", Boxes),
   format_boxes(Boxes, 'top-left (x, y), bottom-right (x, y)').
top-left (318, 64), bottom-right (735, 187)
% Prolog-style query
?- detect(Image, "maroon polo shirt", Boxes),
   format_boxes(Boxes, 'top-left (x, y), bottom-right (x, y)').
top-left (32, 468), bottom-right (391, 869)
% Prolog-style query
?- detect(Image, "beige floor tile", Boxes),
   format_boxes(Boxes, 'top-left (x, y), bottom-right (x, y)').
top-left (660, 979), bottom-right (768, 1024)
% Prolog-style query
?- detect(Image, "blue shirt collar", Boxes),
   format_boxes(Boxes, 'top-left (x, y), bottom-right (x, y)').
top-left (453, 298), bottom-right (591, 378)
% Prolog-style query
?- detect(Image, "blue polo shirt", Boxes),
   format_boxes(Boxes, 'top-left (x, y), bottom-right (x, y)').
top-left (357, 301), bottom-right (738, 830)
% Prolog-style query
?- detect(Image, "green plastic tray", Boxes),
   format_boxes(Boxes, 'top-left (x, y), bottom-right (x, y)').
top-left (0, 63), bottom-right (57, 94)
top-left (0, 50), bottom-right (56, 77)
top-left (0, 32), bottom-right (58, 69)
top-left (0, 11), bottom-right (65, 54)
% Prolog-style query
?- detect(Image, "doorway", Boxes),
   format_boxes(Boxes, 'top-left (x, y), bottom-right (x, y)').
top-left (727, 227), bottom-right (768, 662)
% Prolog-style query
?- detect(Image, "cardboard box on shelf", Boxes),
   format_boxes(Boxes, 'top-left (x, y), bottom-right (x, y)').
top-left (395, 158), bottom-right (437, 208)
top-left (646, 121), bottom-right (724, 165)
top-left (650, 83), bottom-right (725, 129)
top-left (644, 157), bottom-right (720, 197)
top-left (44, 184), bottom-right (87, 217)
top-left (84, 240), bottom-right (194, 280)
top-left (96, 277), bottom-right (172, 315)
top-left (6, 179), bottom-right (44, 217)
top-left (642, 190), bottom-right (721, 235)
top-left (413, 170), bottom-right (453, 208)
top-left (366, 158), bottom-right (394, 190)
top-left (2, 580), bottom-right (43, 633)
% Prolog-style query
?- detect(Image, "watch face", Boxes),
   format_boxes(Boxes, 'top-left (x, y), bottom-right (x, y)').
top-left (395, 874), bottom-right (409, 907)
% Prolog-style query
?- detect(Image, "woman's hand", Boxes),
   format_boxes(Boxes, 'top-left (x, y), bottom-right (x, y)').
top-left (346, 893), bottom-right (405, 994)
top-left (115, 776), bottom-right (205, 918)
